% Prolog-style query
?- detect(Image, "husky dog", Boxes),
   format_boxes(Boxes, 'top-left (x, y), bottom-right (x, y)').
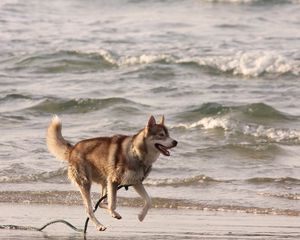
top-left (46, 115), bottom-right (177, 231)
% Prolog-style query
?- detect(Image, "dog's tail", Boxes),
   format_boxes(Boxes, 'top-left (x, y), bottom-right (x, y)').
top-left (46, 115), bottom-right (73, 161)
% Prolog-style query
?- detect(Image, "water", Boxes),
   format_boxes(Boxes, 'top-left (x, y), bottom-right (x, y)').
top-left (1, 0), bottom-right (300, 217)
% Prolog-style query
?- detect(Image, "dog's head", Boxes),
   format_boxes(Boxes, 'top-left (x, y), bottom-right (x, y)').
top-left (144, 115), bottom-right (177, 156)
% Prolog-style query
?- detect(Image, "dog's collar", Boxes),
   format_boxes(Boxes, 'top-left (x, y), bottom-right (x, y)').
top-left (142, 165), bottom-right (152, 181)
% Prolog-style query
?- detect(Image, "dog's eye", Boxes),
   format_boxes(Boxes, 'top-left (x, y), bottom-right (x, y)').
top-left (159, 133), bottom-right (165, 137)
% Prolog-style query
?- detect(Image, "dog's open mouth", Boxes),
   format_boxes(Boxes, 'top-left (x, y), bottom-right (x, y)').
top-left (155, 144), bottom-right (171, 156)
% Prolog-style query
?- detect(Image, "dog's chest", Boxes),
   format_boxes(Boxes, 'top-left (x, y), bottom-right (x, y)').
top-left (120, 165), bottom-right (151, 185)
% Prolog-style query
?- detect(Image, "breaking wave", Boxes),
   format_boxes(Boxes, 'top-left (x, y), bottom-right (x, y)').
top-left (175, 102), bottom-right (300, 143)
top-left (7, 49), bottom-right (300, 77)
top-left (178, 51), bottom-right (299, 77)
top-left (176, 116), bottom-right (300, 143)
top-left (105, 50), bottom-right (299, 77)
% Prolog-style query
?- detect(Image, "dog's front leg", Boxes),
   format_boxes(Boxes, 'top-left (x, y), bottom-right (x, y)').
top-left (133, 182), bottom-right (152, 222)
top-left (107, 180), bottom-right (122, 219)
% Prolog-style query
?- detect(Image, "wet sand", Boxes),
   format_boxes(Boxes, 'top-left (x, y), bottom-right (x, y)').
top-left (0, 203), bottom-right (299, 240)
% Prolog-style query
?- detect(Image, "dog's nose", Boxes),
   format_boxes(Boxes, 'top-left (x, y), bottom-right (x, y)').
top-left (172, 140), bottom-right (178, 147)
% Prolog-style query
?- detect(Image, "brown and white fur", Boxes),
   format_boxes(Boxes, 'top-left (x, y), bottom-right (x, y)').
top-left (46, 115), bottom-right (177, 231)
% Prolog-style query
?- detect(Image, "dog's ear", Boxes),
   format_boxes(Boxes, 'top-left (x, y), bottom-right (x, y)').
top-left (159, 115), bottom-right (165, 125)
top-left (147, 115), bottom-right (156, 128)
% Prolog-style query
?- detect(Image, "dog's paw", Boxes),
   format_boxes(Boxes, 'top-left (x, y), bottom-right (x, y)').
top-left (96, 224), bottom-right (107, 231)
top-left (110, 210), bottom-right (122, 220)
top-left (138, 213), bottom-right (145, 222)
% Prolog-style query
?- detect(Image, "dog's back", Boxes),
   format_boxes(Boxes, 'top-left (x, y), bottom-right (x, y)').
top-left (69, 135), bottom-right (134, 185)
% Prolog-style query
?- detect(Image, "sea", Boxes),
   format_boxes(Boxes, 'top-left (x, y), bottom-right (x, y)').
top-left (0, 0), bottom-right (300, 218)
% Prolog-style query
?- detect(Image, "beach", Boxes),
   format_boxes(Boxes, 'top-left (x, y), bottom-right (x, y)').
top-left (1, 203), bottom-right (300, 240)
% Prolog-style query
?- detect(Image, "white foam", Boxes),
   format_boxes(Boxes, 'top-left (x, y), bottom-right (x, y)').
top-left (98, 49), bottom-right (118, 65)
top-left (197, 117), bottom-right (234, 130)
top-left (181, 51), bottom-right (299, 77)
top-left (244, 125), bottom-right (300, 142)
top-left (176, 116), bottom-right (234, 131)
top-left (121, 54), bottom-right (173, 66)
top-left (144, 175), bottom-right (214, 186)
top-left (88, 49), bottom-right (174, 66)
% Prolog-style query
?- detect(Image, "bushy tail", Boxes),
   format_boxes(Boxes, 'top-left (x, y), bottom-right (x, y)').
top-left (46, 115), bottom-right (73, 161)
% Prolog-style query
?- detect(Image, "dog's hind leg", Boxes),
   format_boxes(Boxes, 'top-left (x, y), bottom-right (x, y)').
top-left (69, 165), bottom-right (106, 231)
top-left (133, 182), bottom-right (152, 222)
top-left (101, 185), bottom-right (107, 198)
top-left (98, 184), bottom-right (109, 210)
top-left (107, 180), bottom-right (122, 219)
top-left (78, 183), bottom-right (107, 231)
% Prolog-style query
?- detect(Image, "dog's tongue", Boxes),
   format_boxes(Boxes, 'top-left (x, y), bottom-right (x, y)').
top-left (156, 144), bottom-right (170, 156)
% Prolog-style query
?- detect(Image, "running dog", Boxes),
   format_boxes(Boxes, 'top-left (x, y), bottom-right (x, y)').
top-left (46, 115), bottom-right (177, 231)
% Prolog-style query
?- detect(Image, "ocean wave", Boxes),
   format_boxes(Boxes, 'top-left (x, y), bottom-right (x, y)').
top-left (0, 94), bottom-right (145, 115)
top-left (247, 177), bottom-right (300, 185)
top-left (0, 166), bottom-right (67, 183)
top-left (176, 117), bottom-right (300, 143)
top-left (119, 51), bottom-right (299, 77)
top-left (0, 94), bottom-right (32, 102)
top-left (175, 102), bottom-right (300, 143)
top-left (104, 50), bottom-right (299, 77)
top-left (258, 192), bottom-right (300, 200)
top-left (0, 190), bottom-right (299, 216)
top-left (0, 93), bottom-right (42, 114)
top-left (29, 97), bottom-right (143, 114)
top-left (0, 169), bottom-right (219, 187)
top-left (5, 167), bottom-right (298, 188)
top-left (243, 125), bottom-right (300, 142)
top-left (144, 175), bottom-right (220, 187)
top-left (177, 116), bottom-right (234, 131)
top-left (203, 0), bottom-right (300, 4)
top-left (178, 51), bottom-right (299, 77)
top-left (9, 49), bottom-right (300, 77)
top-left (178, 102), bottom-right (292, 121)
top-left (12, 50), bottom-right (116, 73)
top-left (8, 49), bottom-right (171, 73)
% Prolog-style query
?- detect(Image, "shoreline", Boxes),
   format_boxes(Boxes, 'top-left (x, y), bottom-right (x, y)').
top-left (0, 203), bottom-right (299, 239)
top-left (0, 189), bottom-right (299, 217)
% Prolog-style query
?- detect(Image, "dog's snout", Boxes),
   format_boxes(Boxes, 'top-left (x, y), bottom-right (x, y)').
top-left (172, 140), bottom-right (178, 147)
